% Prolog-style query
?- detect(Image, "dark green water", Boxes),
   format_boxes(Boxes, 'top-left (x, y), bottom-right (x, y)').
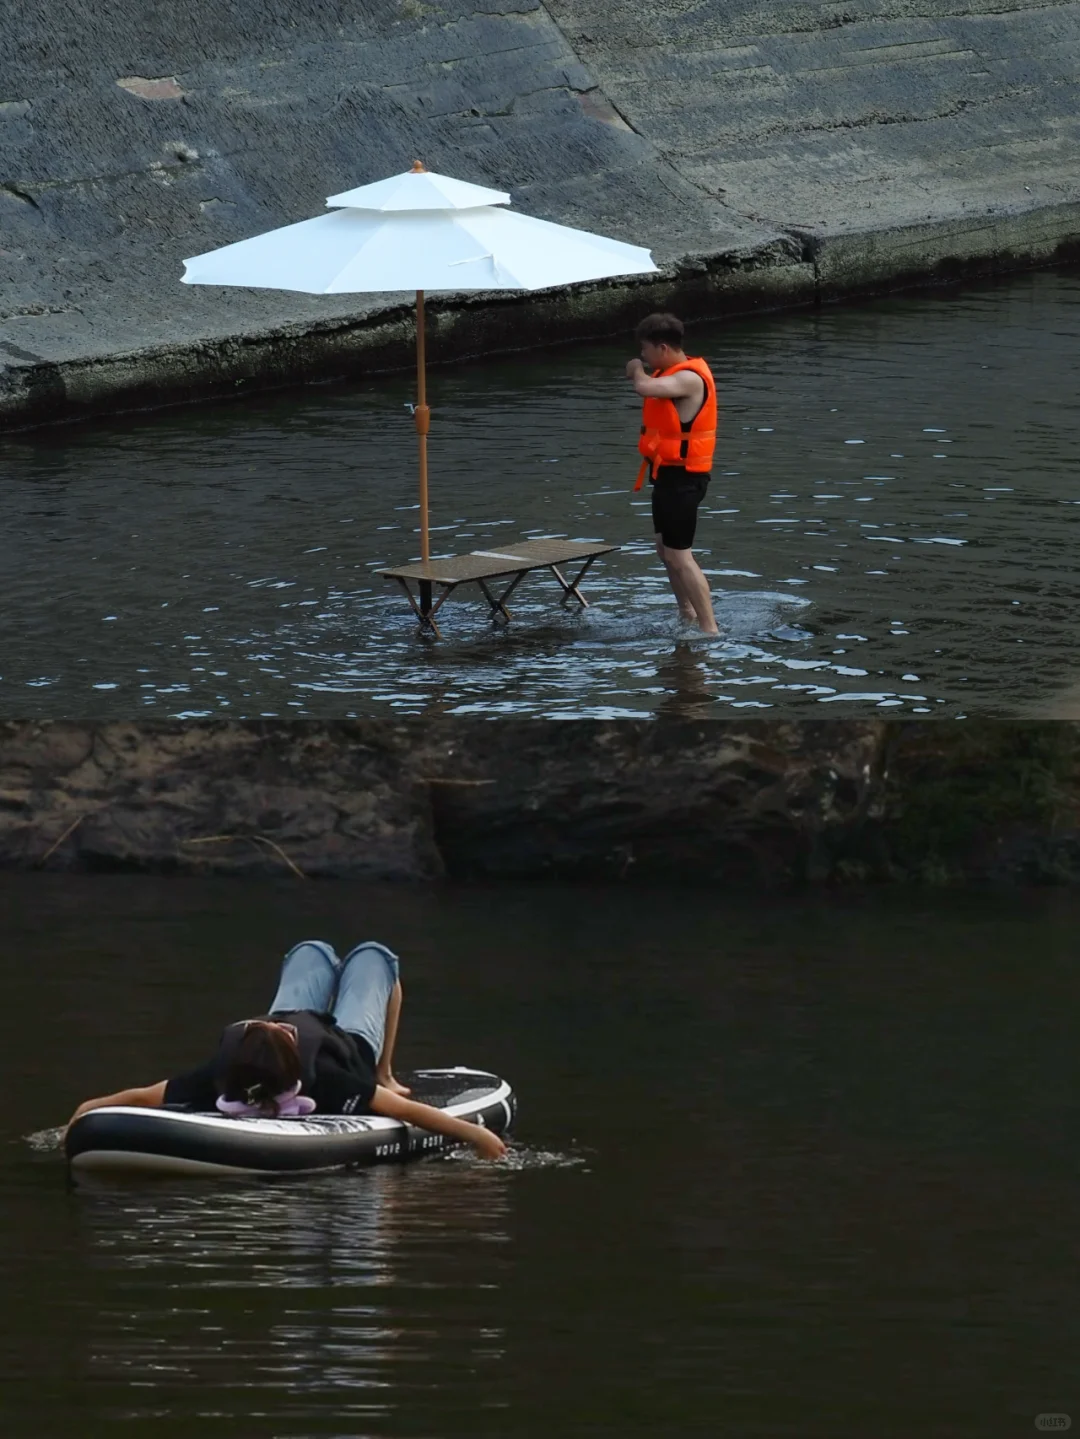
top-left (2, 876), bottom-right (1078, 1436)
top-left (3, 269), bottom-right (1080, 718)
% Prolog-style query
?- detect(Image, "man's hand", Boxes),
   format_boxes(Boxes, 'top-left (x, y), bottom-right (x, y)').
top-left (469, 1126), bottom-right (508, 1161)
top-left (625, 357), bottom-right (646, 379)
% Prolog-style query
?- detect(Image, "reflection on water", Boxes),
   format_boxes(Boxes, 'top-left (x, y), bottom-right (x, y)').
top-left (79, 1166), bottom-right (512, 1423)
top-left (655, 642), bottom-right (725, 720)
top-left (3, 270), bottom-right (1080, 716)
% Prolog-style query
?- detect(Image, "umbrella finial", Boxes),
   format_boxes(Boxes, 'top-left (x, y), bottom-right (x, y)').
top-left (411, 160), bottom-right (426, 173)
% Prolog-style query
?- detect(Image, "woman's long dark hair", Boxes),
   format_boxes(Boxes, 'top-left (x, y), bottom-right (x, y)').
top-left (219, 1023), bottom-right (301, 1116)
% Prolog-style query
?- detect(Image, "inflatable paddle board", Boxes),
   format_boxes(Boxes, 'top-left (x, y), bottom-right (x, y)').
top-left (66, 1067), bottom-right (514, 1177)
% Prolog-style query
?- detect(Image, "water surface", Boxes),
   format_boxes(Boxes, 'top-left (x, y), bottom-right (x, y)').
top-left (2, 876), bottom-right (1078, 1436)
top-left (3, 269), bottom-right (1080, 717)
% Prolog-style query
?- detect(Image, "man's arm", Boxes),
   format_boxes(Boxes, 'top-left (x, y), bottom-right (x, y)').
top-left (68, 1082), bottom-right (168, 1127)
top-left (370, 1085), bottom-right (507, 1160)
top-left (625, 359), bottom-right (703, 401)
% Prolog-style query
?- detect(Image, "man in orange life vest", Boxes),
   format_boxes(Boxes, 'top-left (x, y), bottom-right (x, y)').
top-left (626, 312), bottom-right (719, 634)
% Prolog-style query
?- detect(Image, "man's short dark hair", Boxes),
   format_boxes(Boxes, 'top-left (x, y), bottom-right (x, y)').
top-left (636, 312), bottom-right (685, 347)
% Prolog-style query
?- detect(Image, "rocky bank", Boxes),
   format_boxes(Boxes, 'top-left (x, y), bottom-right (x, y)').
top-left (3, 719), bottom-right (1080, 885)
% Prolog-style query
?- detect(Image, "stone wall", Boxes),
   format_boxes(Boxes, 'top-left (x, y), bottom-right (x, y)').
top-left (3, 0), bottom-right (1080, 429)
top-left (3, 719), bottom-right (1079, 884)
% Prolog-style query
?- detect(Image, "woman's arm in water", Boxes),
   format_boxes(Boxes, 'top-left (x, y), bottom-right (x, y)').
top-left (68, 1081), bottom-right (168, 1127)
top-left (370, 1086), bottom-right (507, 1160)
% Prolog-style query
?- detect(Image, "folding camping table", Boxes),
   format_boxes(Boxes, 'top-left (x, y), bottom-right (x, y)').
top-left (380, 538), bottom-right (618, 638)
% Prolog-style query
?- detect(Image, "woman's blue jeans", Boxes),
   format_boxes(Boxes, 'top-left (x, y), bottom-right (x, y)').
top-left (267, 940), bottom-right (400, 1062)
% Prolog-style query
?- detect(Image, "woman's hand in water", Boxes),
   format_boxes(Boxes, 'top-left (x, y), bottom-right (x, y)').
top-left (66, 1082), bottom-right (169, 1131)
top-left (371, 1087), bottom-right (508, 1159)
top-left (469, 1126), bottom-right (508, 1161)
top-left (65, 1102), bottom-right (90, 1134)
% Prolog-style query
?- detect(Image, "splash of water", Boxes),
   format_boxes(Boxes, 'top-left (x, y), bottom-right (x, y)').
top-left (439, 1142), bottom-right (589, 1171)
top-left (24, 1126), bottom-right (65, 1153)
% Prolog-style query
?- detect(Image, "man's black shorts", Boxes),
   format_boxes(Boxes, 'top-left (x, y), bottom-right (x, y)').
top-left (651, 467), bottom-right (711, 551)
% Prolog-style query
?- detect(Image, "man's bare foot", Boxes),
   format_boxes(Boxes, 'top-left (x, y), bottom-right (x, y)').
top-left (678, 608), bottom-right (697, 625)
top-left (378, 1072), bottom-right (412, 1097)
top-left (699, 621), bottom-right (721, 635)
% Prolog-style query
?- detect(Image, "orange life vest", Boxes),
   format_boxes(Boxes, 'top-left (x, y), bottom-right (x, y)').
top-left (634, 356), bottom-right (718, 490)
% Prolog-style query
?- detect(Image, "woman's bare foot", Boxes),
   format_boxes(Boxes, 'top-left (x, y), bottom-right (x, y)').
top-left (377, 1072), bottom-right (412, 1097)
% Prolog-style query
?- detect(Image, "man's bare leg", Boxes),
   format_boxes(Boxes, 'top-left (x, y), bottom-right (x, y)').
top-left (377, 979), bottom-right (411, 1095)
top-left (664, 561), bottom-right (699, 624)
top-left (656, 534), bottom-right (697, 623)
top-left (662, 545), bottom-right (719, 634)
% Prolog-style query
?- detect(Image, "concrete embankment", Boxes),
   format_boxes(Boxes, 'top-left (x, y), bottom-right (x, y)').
top-left (3, 720), bottom-right (1080, 885)
top-left (3, 1), bottom-right (1080, 430)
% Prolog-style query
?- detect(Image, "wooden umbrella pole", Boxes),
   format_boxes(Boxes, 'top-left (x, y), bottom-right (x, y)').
top-left (415, 289), bottom-right (431, 569)
top-left (411, 164), bottom-right (434, 627)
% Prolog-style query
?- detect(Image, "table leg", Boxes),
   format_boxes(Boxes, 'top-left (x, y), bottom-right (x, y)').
top-left (478, 568), bottom-right (527, 625)
top-left (395, 577), bottom-right (446, 639)
top-left (551, 555), bottom-right (598, 607)
top-left (495, 570), bottom-right (528, 615)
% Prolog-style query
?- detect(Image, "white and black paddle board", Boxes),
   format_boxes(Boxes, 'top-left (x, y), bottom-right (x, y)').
top-left (66, 1067), bottom-right (515, 1178)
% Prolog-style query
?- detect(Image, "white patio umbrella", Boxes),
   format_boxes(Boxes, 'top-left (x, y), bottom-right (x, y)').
top-left (182, 163), bottom-right (658, 567)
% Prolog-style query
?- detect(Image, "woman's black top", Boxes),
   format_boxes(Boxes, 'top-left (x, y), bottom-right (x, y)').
top-left (162, 1009), bottom-right (378, 1114)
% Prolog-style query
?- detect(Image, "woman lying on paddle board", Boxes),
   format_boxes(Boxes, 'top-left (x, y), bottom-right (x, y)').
top-left (67, 940), bottom-right (507, 1160)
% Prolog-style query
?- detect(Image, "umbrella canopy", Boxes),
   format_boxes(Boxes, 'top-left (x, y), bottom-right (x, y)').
top-left (183, 203), bottom-right (656, 295)
top-left (182, 164), bottom-right (658, 575)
